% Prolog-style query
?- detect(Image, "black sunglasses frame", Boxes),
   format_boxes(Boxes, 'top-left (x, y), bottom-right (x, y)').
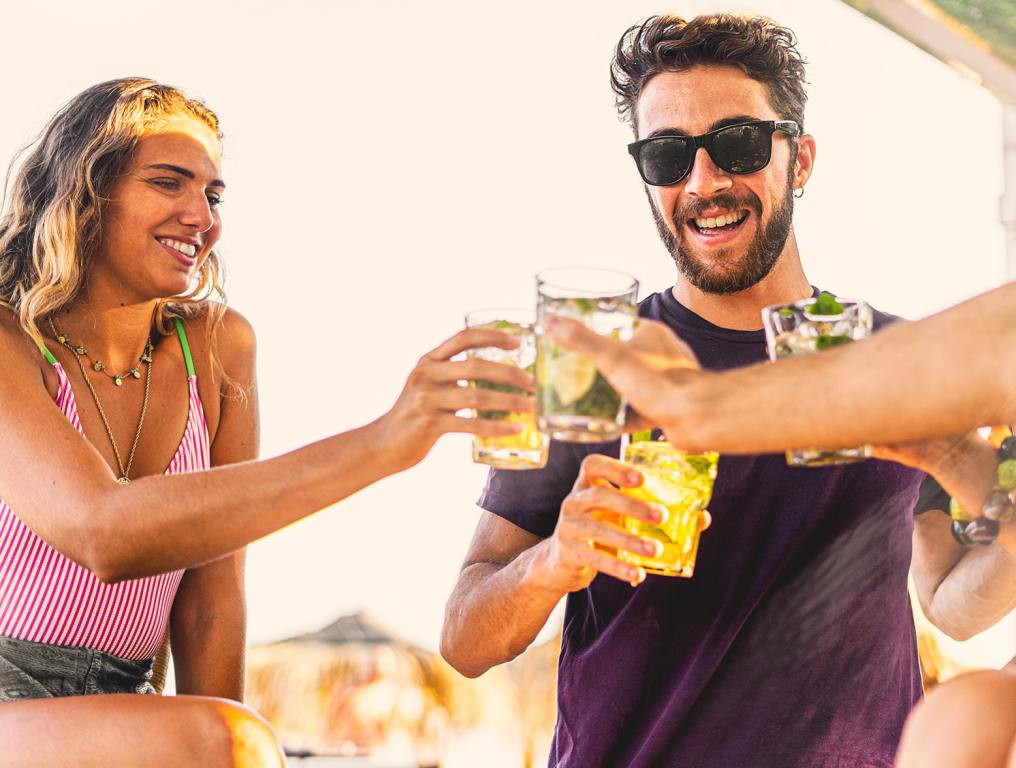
top-left (627, 120), bottom-right (801, 187)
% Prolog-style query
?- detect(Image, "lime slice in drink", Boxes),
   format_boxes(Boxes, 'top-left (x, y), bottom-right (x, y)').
top-left (547, 350), bottom-right (596, 406)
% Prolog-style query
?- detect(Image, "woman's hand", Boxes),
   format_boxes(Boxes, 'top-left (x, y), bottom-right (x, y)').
top-left (543, 315), bottom-right (702, 438)
top-left (375, 327), bottom-right (536, 473)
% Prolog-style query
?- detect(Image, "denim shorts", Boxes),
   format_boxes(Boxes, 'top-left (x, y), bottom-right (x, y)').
top-left (0, 635), bottom-right (155, 701)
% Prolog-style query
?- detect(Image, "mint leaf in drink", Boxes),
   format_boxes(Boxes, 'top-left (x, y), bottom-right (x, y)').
top-left (815, 333), bottom-right (852, 350)
top-left (686, 456), bottom-right (714, 475)
top-left (777, 307), bottom-right (796, 317)
top-left (808, 292), bottom-right (844, 316)
top-left (475, 379), bottom-right (525, 420)
top-left (574, 298), bottom-right (595, 313)
top-left (494, 320), bottom-right (514, 330)
top-left (631, 430), bottom-right (653, 443)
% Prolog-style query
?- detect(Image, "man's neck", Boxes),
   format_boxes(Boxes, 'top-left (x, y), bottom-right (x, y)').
top-left (670, 234), bottom-right (812, 331)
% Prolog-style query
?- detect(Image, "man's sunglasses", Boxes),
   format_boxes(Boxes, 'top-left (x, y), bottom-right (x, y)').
top-left (627, 120), bottom-right (801, 187)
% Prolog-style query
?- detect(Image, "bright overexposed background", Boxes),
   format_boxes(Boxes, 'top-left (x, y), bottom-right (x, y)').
top-left (0, 0), bottom-right (1011, 668)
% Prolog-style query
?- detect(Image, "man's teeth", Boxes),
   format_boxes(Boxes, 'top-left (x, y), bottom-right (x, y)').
top-left (694, 211), bottom-right (747, 229)
top-left (157, 238), bottom-right (197, 257)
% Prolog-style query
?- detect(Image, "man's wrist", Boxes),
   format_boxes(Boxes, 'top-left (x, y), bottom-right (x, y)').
top-left (522, 538), bottom-right (570, 600)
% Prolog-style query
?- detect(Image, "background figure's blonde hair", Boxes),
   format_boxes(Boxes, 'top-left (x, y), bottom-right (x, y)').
top-left (0, 77), bottom-right (228, 366)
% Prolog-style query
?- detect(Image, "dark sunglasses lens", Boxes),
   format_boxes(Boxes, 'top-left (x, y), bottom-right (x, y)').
top-left (638, 138), bottom-right (693, 185)
top-left (712, 124), bottom-right (771, 174)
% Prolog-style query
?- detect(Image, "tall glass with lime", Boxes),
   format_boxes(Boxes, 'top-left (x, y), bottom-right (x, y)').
top-left (535, 268), bottom-right (639, 443)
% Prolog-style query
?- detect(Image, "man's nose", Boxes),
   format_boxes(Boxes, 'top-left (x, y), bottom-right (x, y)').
top-left (683, 147), bottom-right (733, 198)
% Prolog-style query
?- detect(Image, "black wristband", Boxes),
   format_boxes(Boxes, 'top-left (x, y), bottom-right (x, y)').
top-left (914, 473), bottom-right (950, 516)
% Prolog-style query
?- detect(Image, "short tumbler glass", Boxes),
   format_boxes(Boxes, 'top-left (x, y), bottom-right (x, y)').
top-left (761, 295), bottom-right (874, 467)
top-left (618, 439), bottom-right (718, 578)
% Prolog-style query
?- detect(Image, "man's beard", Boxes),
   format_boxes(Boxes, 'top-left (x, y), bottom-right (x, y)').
top-left (650, 173), bottom-right (795, 295)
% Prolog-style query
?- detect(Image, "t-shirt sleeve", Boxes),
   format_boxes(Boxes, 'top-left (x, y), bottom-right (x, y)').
top-left (477, 440), bottom-right (601, 538)
top-left (913, 472), bottom-right (949, 515)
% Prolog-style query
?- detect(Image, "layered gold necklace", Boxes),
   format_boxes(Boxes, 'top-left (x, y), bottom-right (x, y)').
top-left (48, 316), bottom-right (154, 484)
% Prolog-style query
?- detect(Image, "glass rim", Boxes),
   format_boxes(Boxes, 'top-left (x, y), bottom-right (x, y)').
top-left (536, 266), bottom-right (639, 297)
top-left (464, 307), bottom-right (536, 328)
top-left (762, 295), bottom-right (870, 315)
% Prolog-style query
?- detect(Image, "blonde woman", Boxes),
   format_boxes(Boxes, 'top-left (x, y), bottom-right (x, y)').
top-left (0, 78), bottom-right (532, 766)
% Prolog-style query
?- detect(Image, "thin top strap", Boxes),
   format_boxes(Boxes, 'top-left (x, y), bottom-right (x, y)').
top-left (40, 343), bottom-right (58, 366)
top-left (174, 318), bottom-right (195, 378)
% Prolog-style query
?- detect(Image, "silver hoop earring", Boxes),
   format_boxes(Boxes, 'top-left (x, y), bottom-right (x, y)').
top-left (793, 187), bottom-right (805, 199)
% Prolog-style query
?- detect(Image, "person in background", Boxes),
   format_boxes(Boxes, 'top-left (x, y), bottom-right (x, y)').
top-left (441, 12), bottom-right (999, 767)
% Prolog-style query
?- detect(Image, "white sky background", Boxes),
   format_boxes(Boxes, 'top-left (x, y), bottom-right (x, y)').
top-left (0, 0), bottom-right (1011, 665)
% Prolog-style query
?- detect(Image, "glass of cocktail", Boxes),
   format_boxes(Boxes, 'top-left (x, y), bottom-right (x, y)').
top-left (465, 308), bottom-right (549, 470)
top-left (535, 268), bottom-right (639, 443)
top-left (618, 437), bottom-right (718, 578)
top-left (762, 292), bottom-right (874, 467)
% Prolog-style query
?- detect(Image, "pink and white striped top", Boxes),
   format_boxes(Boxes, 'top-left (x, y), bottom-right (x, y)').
top-left (0, 349), bottom-right (209, 660)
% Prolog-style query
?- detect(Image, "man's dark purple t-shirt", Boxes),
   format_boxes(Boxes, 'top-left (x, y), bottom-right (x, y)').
top-left (478, 288), bottom-right (925, 768)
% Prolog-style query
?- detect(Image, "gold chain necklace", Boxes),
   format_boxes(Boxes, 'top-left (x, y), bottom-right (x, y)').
top-left (49, 320), bottom-right (153, 387)
top-left (48, 316), bottom-right (154, 484)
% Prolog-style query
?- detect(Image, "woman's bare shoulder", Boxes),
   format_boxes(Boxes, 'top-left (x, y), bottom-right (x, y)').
top-left (0, 307), bottom-right (47, 370)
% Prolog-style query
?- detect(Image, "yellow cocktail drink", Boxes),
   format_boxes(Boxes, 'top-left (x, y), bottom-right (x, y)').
top-left (466, 311), bottom-right (549, 470)
top-left (619, 440), bottom-right (718, 577)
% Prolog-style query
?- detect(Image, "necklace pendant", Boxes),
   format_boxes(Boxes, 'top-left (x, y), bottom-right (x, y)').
top-left (75, 346), bottom-right (87, 355)
top-left (116, 476), bottom-right (130, 485)
top-left (93, 361), bottom-right (106, 372)
top-left (114, 376), bottom-right (123, 387)
top-left (131, 368), bottom-right (141, 379)
top-left (58, 335), bottom-right (67, 345)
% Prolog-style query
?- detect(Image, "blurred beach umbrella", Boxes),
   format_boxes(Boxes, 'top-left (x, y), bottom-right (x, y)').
top-left (245, 613), bottom-right (558, 768)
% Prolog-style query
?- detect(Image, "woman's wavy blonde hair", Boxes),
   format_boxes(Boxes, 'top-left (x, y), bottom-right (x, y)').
top-left (0, 77), bottom-right (229, 372)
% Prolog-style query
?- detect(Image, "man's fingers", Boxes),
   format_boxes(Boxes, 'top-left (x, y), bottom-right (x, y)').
top-left (566, 484), bottom-right (664, 526)
top-left (574, 453), bottom-right (643, 492)
top-left (564, 516), bottom-right (662, 559)
top-left (563, 540), bottom-right (646, 586)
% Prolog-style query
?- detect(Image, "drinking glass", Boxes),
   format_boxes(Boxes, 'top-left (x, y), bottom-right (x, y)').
top-left (535, 268), bottom-right (638, 443)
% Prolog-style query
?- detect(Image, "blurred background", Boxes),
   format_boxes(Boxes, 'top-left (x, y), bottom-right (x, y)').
top-left (1, 0), bottom-right (1014, 765)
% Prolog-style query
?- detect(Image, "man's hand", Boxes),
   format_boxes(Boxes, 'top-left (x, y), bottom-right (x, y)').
top-left (530, 454), bottom-right (670, 592)
top-left (543, 316), bottom-right (703, 438)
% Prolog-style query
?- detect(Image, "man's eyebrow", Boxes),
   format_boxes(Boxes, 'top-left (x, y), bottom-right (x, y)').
top-left (645, 115), bottom-right (764, 140)
top-left (143, 163), bottom-right (226, 189)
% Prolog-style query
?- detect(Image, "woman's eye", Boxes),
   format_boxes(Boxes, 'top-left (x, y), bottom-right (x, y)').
top-left (151, 178), bottom-right (179, 190)
top-left (207, 195), bottom-right (224, 208)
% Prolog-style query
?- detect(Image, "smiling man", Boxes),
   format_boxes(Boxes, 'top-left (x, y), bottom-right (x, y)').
top-left (441, 14), bottom-right (929, 768)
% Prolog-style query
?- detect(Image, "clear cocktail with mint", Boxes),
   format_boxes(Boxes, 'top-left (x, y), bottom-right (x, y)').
top-left (762, 292), bottom-right (873, 467)
top-left (536, 268), bottom-right (639, 443)
top-left (618, 437), bottom-right (718, 578)
top-left (465, 309), bottom-right (548, 470)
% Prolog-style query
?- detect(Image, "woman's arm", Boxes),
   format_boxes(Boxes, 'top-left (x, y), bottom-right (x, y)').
top-left (170, 310), bottom-right (259, 700)
top-left (543, 281), bottom-right (1016, 452)
top-left (0, 311), bottom-right (534, 583)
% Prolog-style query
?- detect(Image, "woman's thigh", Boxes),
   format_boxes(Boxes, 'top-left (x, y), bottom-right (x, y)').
top-left (0, 693), bottom-right (285, 768)
top-left (897, 669), bottom-right (1016, 768)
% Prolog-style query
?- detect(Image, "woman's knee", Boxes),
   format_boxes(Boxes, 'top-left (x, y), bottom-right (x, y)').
top-left (183, 697), bottom-right (286, 768)
top-left (897, 670), bottom-right (1016, 768)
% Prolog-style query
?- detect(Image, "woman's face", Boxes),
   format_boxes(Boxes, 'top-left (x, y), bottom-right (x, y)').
top-left (95, 117), bottom-right (224, 301)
